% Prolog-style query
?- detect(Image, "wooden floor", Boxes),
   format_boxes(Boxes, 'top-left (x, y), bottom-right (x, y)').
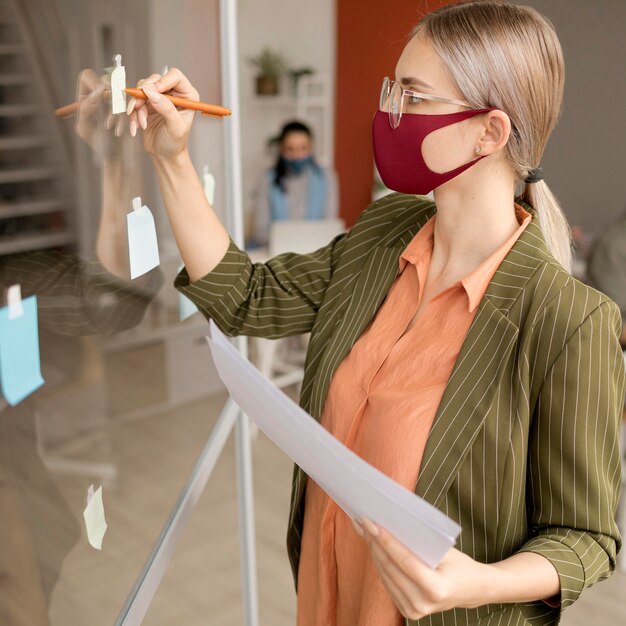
top-left (39, 382), bottom-right (624, 626)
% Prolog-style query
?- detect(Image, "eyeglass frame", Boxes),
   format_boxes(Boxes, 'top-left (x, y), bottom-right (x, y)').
top-left (380, 76), bottom-right (473, 129)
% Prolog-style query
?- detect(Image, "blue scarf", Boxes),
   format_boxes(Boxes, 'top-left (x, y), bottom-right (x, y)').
top-left (269, 160), bottom-right (327, 222)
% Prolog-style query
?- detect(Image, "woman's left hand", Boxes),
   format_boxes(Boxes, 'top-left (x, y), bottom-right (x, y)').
top-left (353, 518), bottom-right (489, 621)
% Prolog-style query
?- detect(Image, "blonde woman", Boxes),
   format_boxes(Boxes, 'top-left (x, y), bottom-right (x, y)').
top-left (128, 1), bottom-right (625, 624)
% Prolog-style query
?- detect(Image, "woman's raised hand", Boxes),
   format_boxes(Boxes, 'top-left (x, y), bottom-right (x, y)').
top-left (127, 68), bottom-right (199, 160)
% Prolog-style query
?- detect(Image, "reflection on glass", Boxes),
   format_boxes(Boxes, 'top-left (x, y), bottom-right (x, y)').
top-left (0, 2), bottom-right (227, 624)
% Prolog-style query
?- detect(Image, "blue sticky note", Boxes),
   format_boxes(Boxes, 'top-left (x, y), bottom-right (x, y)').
top-left (179, 292), bottom-right (199, 321)
top-left (127, 199), bottom-right (160, 279)
top-left (0, 295), bottom-right (45, 406)
top-left (178, 263), bottom-right (199, 320)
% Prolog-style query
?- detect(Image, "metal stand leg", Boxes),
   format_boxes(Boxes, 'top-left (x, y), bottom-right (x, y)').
top-left (235, 409), bottom-right (259, 626)
top-left (115, 398), bottom-right (240, 626)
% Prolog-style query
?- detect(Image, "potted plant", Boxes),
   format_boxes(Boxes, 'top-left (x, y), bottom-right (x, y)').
top-left (248, 47), bottom-right (288, 95)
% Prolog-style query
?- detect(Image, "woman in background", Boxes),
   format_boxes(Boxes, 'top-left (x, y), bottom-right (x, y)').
top-left (249, 120), bottom-right (338, 247)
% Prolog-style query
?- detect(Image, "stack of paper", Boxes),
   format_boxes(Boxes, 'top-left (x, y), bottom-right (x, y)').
top-left (207, 320), bottom-right (460, 568)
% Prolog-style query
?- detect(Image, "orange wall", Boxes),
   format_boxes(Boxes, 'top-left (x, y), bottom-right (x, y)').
top-left (334, 1), bottom-right (456, 226)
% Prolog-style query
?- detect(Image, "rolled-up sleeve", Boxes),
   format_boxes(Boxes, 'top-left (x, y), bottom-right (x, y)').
top-left (518, 300), bottom-right (626, 617)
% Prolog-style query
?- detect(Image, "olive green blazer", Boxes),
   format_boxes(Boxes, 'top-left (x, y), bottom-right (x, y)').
top-left (176, 193), bottom-right (626, 626)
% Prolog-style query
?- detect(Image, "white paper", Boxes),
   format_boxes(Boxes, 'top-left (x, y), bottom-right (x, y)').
top-left (83, 484), bottom-right (107, 550)
top-left (206, 320), bottom-right (460, 568)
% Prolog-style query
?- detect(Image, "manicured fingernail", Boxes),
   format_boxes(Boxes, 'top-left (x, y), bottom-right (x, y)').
top-left (139, 109), bottom-right (147, 129)
top-left (362, 519), bottom-right (379, 536)
top-left (143, 85), bottom-right (162, 102)
top-left (130, 118), bottom-right (137, 137)
top-left (126, 97), bottom-right (136, 115)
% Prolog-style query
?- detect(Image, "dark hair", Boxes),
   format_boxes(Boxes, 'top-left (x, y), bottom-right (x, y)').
top-left (271, 120), bottom-right (319, 191)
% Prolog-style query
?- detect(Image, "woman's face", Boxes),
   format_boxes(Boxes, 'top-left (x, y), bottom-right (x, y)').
top-left (395, 32), bottom-right (483, 175)
top-left (281, 131), bottom-right (312, 161)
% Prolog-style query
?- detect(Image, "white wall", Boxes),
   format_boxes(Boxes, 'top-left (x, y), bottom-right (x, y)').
top-left (148, 0), bottom-right (336, 239)
top-left (148, 0), bottom-right (224, 249)
top-left (237, 0), bottom-right (336, 225)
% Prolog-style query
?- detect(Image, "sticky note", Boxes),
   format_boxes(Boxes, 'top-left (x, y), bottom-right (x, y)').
top-left (179, 292), bottom-right (199, 321)
top-left (110, 54), bottom-right (127, 115)
top-left (127, 197), bottom-right (160, 279)
top-left (203, 165), bottom-right (216, 205)
top-left (0, 292), bottom-right (45, 406)
top-left (178, 263), bottom-right (199, 320)
top-left (83, 484), bottom-right (107, 550)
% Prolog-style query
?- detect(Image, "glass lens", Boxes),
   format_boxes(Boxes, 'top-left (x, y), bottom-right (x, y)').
top-left (379, 76), bottom-right (390, 112)
top-left (390, 81), bottom-right (402, 129)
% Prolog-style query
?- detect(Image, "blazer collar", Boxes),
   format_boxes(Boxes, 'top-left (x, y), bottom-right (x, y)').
top-left (380, 198), bottom-right (552, 317)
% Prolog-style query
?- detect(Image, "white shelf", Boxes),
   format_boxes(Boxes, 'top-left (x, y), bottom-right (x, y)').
top-left (0, 166), bottom-right (58, 184)
top-left (0, 103), bottom-right (39, 116)
top-left (0, 198), bottom-right (64, 218)
top-left (0, 135), bottom-right (52, 150)
top-left (0, 230), bottom-right (74, 255)
top-left (0, 43), bottom-right (23, 55)
top-left (0, 73), bottom-right (31, 86)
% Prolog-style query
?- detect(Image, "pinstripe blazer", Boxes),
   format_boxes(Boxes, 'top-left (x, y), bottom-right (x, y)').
top-left (176, 193), bottom-right (626, 626)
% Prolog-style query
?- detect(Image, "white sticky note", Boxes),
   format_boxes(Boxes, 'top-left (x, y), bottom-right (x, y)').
top-left (83, 484), bottom-right (107, 550)
top-left (110, 54), bottom-right (127, 115)
top-left (127, 196), bottom-right (160, 279)
top-left (203, 165), bottom-right (216, 205)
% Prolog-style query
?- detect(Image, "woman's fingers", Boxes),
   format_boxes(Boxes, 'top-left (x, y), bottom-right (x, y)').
top-left (154, 67), bottom-right (200, 101)
top-left (129, 112), bottom-right (138, 137)
top-left (142, 83), bottom-right (187, 139)
top-left (128, 73), bottom-right (163, 114)
top-left (126, 96), bottom-right (137, 116)
top-left (76, 68), bottom-right (100, 101)
top-left (138, 106), bottom-right (148, 130)
top-left (363, 519), bottom-right (433, 582)
top-left (114, 114), bottom-right (126, 137)
top-left (376, 560), bottom-right (421, 620)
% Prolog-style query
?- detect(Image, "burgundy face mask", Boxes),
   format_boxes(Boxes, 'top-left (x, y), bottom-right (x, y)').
top-left (372, 108), bottom-right (494, 195)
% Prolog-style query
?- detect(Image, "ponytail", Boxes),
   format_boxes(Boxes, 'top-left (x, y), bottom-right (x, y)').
top-left (522, 180), bottom-right (573, 273)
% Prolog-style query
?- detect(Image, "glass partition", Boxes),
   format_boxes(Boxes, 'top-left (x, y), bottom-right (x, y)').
top-left (0, 0), bottom-right (245, 624)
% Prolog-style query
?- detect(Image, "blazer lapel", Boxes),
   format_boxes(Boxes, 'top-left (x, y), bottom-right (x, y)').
top-left (414, 298), bottom-right (519, 507)
top-left (414, 209), bottom-right (551, 508)
top-left (307, 203), bottom-right (438, 420)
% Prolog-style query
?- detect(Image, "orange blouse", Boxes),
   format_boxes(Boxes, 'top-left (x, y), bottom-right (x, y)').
top-left (296, 205), bottom-right (532, 626)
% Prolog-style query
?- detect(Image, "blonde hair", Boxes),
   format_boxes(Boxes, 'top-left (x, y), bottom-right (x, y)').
top-left (413, 0), bottom-right (573, 272)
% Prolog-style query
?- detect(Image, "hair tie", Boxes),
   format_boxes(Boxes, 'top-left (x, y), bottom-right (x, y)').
top-left (524, 167), bottom-right (544, 184)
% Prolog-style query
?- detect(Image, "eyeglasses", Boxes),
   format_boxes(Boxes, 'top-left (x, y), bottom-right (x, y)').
top-left (379, 76), bottom-right (472, 129)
